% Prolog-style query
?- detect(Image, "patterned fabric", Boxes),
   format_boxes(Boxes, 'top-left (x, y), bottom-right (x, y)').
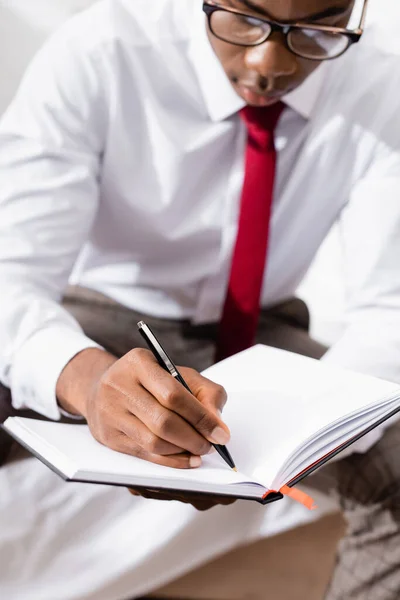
top-left (310, 420), bottom-right (400, 599)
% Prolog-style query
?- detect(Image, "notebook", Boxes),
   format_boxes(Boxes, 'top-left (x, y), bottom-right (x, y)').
top-left (3, 345), bottom-right (400, 507)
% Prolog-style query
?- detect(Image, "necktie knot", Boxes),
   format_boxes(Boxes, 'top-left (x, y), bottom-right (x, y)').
top-left (240, 102), bottom-right (285, 149)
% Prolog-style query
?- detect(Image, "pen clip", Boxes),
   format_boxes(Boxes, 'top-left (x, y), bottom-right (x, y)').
top-left (137, 321), bottom-right (177, 376)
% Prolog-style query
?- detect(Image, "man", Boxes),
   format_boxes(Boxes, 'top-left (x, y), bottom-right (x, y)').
top-left (1, 0), bottom-right (400, 598)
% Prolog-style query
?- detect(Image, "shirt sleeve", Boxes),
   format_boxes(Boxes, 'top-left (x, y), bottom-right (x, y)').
top-left (0, 24), bottom-right (107, 420)
top-left (322, 125), bottom-right (400, 453)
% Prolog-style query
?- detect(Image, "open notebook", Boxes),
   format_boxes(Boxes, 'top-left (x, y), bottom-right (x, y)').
top-left (3, 345), bottom-right (400, 507)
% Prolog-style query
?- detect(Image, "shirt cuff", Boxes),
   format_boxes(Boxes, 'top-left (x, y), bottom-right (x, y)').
top-left (10, 325), bottom-right (103, 420)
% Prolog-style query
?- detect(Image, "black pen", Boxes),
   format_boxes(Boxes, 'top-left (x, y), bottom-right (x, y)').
top-left (137, 321), bottom-right (237, 471)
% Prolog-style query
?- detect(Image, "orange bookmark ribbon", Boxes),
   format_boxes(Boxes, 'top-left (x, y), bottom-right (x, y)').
top-left (280, 485), bottom-right (317, 510)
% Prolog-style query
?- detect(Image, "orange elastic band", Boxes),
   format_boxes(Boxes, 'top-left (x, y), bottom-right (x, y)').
top-left (280, 485), bottom-right (317, 511)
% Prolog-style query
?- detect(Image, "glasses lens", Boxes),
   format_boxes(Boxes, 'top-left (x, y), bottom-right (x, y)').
top-left (210, 11), bottom-right (271, 45)
top-left (288, 29), bottom-right (350, 60)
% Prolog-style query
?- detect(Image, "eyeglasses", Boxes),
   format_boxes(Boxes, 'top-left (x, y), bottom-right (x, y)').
top-left (203, 0), bottom-right (369, 61)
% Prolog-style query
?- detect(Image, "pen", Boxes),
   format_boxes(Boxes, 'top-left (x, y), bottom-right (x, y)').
top-left (137, 321), bottom-right (237, 471)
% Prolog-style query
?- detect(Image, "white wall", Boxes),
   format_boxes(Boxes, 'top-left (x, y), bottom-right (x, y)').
top-left (0, 1), bottom-right (96, 113)
top-left (0, 7), bottom-right (43, 113)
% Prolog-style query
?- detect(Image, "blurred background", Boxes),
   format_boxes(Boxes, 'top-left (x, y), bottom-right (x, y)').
top-left (1, 0), bottom-right (398, 349)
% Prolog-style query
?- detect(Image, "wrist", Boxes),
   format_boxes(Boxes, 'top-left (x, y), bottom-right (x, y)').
top-left (56, 347), bottom-right (117, 418)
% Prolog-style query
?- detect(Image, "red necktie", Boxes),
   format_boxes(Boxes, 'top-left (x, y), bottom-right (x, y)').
top-left (216, 102), bottom-right (284, 362)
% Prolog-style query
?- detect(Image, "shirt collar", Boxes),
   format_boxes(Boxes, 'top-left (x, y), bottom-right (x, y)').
top-left (189, 8), bottom-right (326, 122)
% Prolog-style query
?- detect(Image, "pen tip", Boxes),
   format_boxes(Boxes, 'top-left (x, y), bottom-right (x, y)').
top-left (232, 467), bottom-right (238, 472)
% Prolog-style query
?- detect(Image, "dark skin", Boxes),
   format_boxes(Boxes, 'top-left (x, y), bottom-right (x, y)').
top-left (57, 348), bottom-right (236, 511)
top-left (208, 0), bottom-right (354, 107)
top-left (57, 0), bottom-right (354, 511)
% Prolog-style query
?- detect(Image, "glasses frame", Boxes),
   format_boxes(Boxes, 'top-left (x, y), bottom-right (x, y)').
top-left (203, 0), bottom-right (369, 61)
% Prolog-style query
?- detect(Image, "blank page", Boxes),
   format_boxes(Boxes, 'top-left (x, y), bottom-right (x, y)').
top-left (4, 418), bottom-right (251, 487)
top-left (205, 345), bottom-right (400, 488)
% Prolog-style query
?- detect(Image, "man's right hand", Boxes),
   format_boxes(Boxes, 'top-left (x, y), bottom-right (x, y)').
top-left (56, 347), bottom-right (230, 469)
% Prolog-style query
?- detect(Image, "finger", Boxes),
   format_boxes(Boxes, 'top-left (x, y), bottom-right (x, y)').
top-left (178, 368), bottom-right (228, 416)
top-left (125, 384), bottom-right (213, 456)
top-left (119, 412), bottom-right (189, 456)
top-left (129, 487), bottom-right (176, 502)
top-left (90, 385), bottom-right (187, 456)
top-left (129, 487), bottom-right (236, 509)
top-left (191, 500), bottom-right (219, 511)
top-left (213, 497), bottom-right (237, 506)
top-left (176, 492), bottom-right (237, 507)
top-left (133, 358), bottom-right (230, 447)
top-left (173, 494), bottom-right (236, 511)
top-left (130, 488), bottom-right (213, 507)
top-left (114, 432), bottom-right (202, 469)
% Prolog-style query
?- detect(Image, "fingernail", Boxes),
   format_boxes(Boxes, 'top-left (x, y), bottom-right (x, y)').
top-left (210, 426), bottom-right (230, 445)
top-left (208, 446), bottom-right (216, 455)
top-left (189, 456), bottom-right (202, 468)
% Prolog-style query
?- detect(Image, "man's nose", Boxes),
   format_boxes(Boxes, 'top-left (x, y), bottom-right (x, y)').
top-left (244, 34), bottom-right (297, 89)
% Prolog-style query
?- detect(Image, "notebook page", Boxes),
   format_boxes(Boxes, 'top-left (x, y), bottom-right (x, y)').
top-left (279, 408), bottom-right (386, 486)
top-left (205, 346), bottom-right (399, 409)
top-left (7, 345), bottom-right (400, 493)
top-left (222, 390), bottom-right (319, 486)
top-left (224, 390), bottom-right (400, 489)
top-left (205, 345), bottom-right (400, 488)
top-left (280, 400), bottom-right (391, 477)
top-left (281, 396), bottom-right (400, 487)
top-left (6, 418), bottom-right (252, 487)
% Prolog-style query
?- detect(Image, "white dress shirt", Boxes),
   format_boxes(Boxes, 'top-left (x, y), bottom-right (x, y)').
top-left (1, 3), bottom-right (400, 599)
top-left (1, 0), bottom-right (400, 440)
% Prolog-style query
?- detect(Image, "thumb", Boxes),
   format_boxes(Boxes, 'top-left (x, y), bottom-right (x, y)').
top-left (179, 367), bottom-right (228, 420)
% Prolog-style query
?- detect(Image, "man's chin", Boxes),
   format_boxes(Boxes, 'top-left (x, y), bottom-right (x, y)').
top-left (237, 86), bottom-right (282, 107)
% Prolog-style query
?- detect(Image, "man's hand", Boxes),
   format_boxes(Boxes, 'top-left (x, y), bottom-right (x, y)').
top-left (129, 487), bottom-right (236, 511)
top-left (56, 347), bottom-right (230, 469)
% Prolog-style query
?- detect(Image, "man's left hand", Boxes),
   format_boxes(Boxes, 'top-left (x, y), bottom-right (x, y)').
top-left (129, 487), bottom-right (236, 511)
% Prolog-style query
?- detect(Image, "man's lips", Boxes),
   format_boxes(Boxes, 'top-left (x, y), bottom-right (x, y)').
top-left (237, 85), bottom-right (286, 107)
